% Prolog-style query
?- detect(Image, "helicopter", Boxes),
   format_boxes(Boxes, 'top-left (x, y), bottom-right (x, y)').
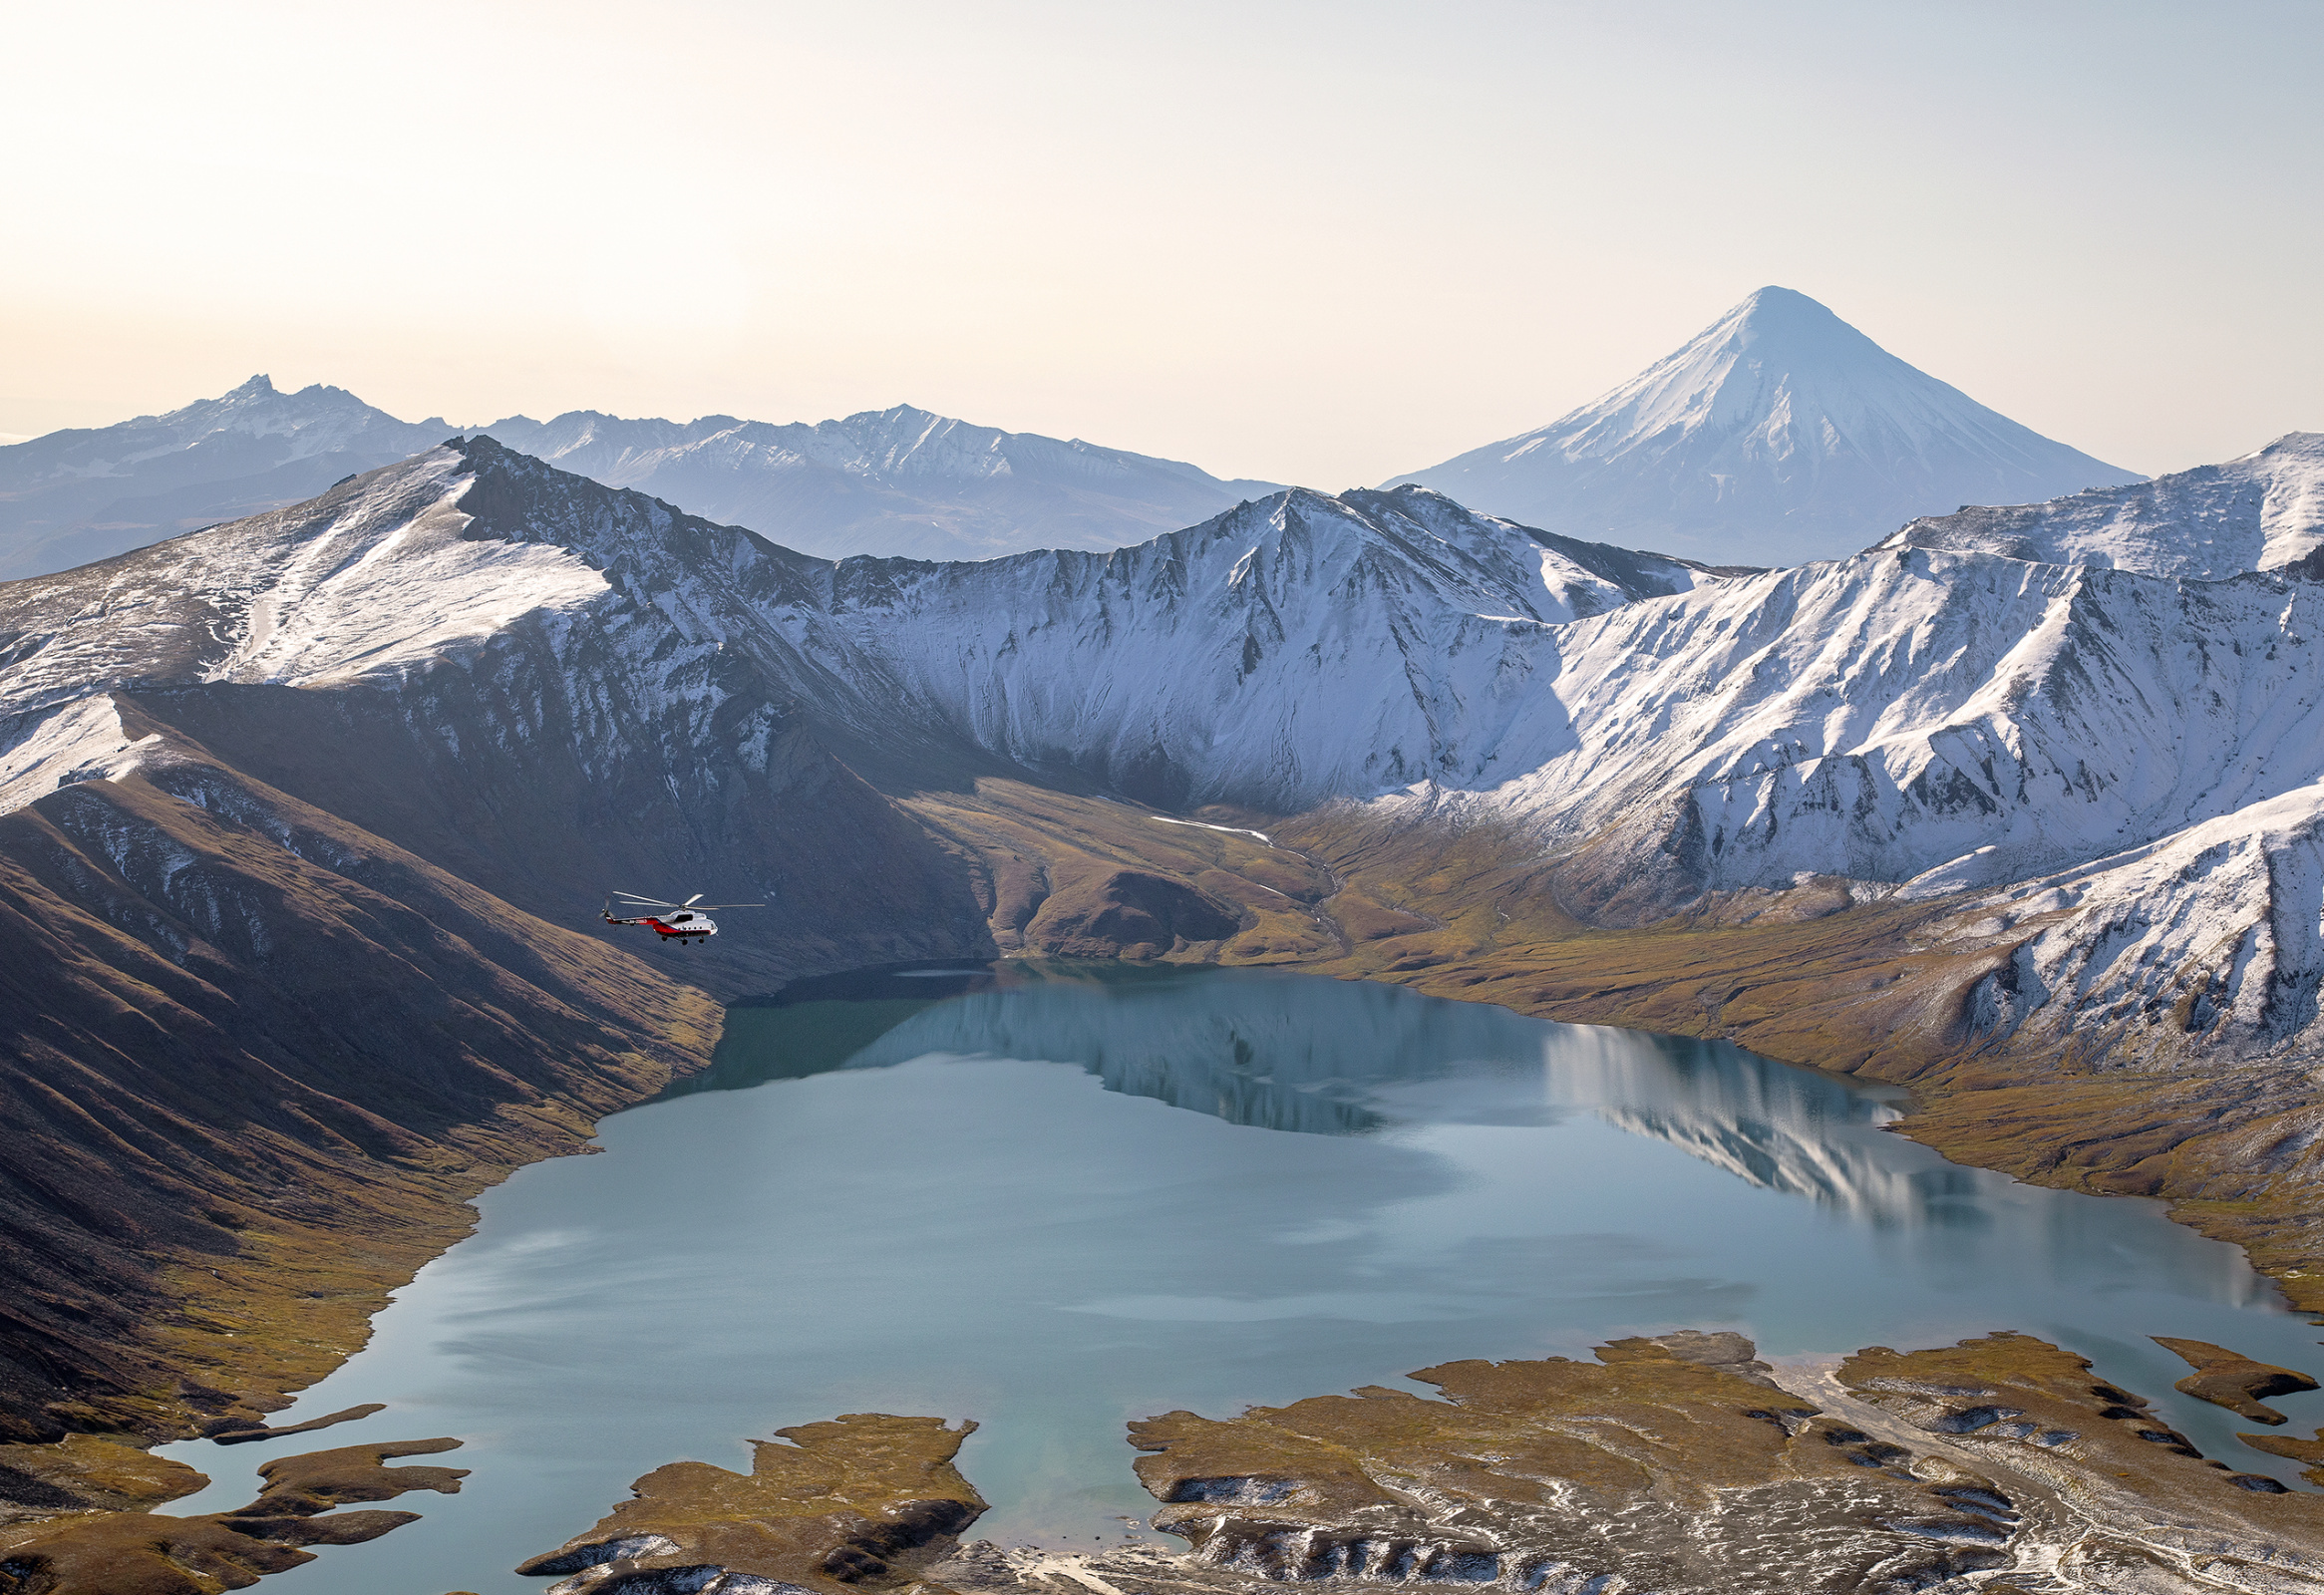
top-left (602, 892), bottom-right (763, 945)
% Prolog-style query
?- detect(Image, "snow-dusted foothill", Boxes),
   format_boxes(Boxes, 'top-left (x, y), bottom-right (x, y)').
top-left (480, 403), bottom-right (1285, 563)
top-left (1883, 432), bottom-right (2324, 580)
top-left (1391, 287), bottom-right (2142, 568)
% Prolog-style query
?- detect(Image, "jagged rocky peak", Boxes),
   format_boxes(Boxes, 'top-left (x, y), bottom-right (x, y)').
top-left (1390, 286), bottom-right (2142, 568)
top-left (1884, 430), bottom-right (2324, 580)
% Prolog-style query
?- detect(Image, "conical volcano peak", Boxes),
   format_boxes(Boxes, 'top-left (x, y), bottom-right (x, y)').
top-left (1390, 288), bottom-right (2140, 566)
top-left (1714, 287), bottom-right (1885, 361)
top-left (1732, 284), bottom-right (1839, 326)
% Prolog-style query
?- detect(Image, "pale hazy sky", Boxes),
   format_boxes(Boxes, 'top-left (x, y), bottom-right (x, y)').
top-left (4, 0), bottom-right (2319, 485)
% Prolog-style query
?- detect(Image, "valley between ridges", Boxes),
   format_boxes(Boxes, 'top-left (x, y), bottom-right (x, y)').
top-left (7, 761), bottom-right (2319, 1474)
top-left (8, 763), bottom-right (2324, 1586)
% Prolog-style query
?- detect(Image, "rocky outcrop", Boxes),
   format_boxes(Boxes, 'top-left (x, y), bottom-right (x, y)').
top-left (1078, 1333), bottom-right (2324, 1595)
top-left (2154, 1337), bottom-right (2322, 1426)
top-left (516, 1415), bottom-right (984, 1595)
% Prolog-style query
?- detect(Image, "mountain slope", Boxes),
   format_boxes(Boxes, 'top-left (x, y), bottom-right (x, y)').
top-left (784, 483), bottom-right (1724, 807)
top-left (0, 440), bottom-right (997, 1436)
top-left (0, 377), bottom-right (451, 581)
top-left (0, 439), bottom-right (991, 985)
top-left (0, 747), bottom-right (719, 1440)
top-left (1390, 287), bottom-right (2142, 567)
top-left (711, 435), bottom-right (2324, 1073)
top-left (1885, 431), bottom-right (2324, 579)
top-left (481, 403), bottom-right (1284, 561)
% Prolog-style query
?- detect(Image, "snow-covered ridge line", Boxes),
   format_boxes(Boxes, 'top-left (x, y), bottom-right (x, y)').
top-left (0, 696), bottom-right (160, 817)
top-left (0, 448), bottom-right (606, 733)
top-left (1885, 431), bottom-right (2324, 581)
top-left (12, 431), bottom-right (2324, 1067)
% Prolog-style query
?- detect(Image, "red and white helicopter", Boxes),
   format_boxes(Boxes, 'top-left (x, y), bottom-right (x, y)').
top-left (602, 892), bottom-right (762, 945)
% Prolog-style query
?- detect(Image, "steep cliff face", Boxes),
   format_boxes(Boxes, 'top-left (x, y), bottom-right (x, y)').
top-left (0, 738), bottom-right (719, 1441)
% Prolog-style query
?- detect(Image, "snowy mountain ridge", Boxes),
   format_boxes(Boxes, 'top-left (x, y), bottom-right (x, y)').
top-left (1394, 287), bottom-right (2143, 568)
top-left (1884, 431), bottom-right (2324, 580)
top-left (10, 431), bottom-right (2324, 1072)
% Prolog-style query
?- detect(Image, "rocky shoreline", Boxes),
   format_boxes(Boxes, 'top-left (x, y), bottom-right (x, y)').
top-left (16, 1329), bottom-right (2292, 1595)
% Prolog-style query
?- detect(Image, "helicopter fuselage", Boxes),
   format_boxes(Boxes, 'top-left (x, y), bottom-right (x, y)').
top-left (605, 910), bottom-right (719, 941)
top-left (604, 892), bottom-right (757, 946)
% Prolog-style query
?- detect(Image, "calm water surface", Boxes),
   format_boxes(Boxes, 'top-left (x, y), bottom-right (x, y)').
top-left (159, 963), bottom-right (2324, 1593)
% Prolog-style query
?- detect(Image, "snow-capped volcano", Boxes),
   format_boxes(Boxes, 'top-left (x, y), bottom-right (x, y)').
top-left (1390, 287), bottom-right (2142, 568)
top-left (480, 403), bottom-right (1283, 562)
top-left (0, 376), bottom-right (451, 581)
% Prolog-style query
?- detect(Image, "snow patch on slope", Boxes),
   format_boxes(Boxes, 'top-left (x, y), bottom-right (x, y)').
top-left (197, 457), bottom-right (607, 687)
top-left (0, 696), bottom-right (161, 816)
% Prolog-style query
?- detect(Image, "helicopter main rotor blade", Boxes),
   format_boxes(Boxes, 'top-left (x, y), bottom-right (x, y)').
top-left (684, 893), bottom-right (705, 907)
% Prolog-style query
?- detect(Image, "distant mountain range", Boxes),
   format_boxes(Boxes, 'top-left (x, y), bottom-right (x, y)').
top-left (3, 288), bottom-right (2148, 581)
top-left (1391, 286), bottom-right (2144, 567)
top-left (0, 381), bottom-right (1280, 579)
top-left (479, 406), bottom-right (1284, 563)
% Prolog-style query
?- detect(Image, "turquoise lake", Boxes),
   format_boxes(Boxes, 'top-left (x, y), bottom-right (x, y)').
top-left (156, 962), bottom-right (2324, 1593)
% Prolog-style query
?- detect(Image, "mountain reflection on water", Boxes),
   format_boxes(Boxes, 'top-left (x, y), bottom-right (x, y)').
top-left (155, 960), bottom-right (2322, 1595)
top-left (696, 961), bottom-right (1932, 1222)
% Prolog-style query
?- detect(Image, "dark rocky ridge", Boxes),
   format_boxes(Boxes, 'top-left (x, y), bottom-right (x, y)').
top-left (0, 442), bottom-right (1002, 1442)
